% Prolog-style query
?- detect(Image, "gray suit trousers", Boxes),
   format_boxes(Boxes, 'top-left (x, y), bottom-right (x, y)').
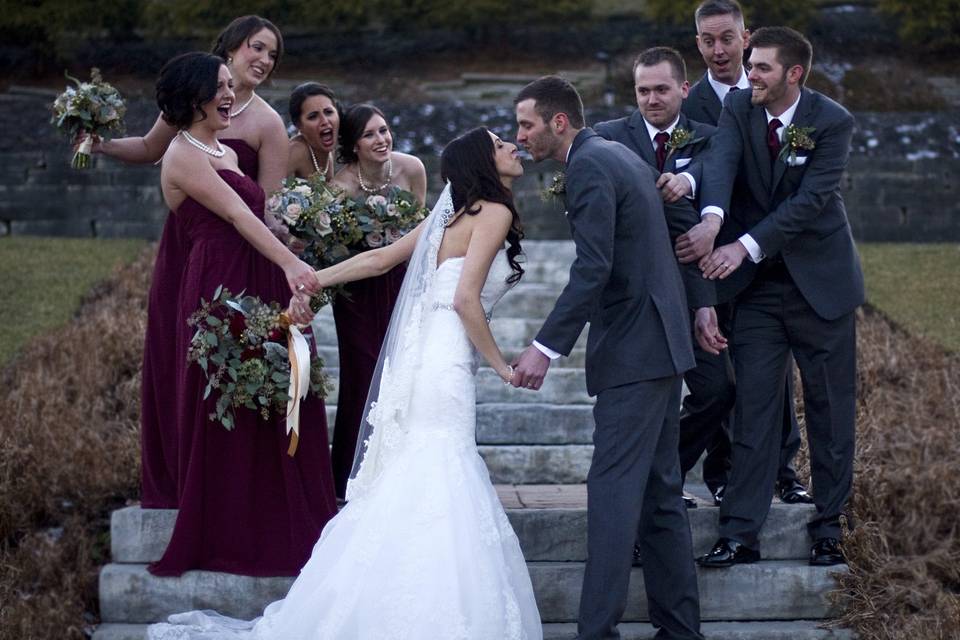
top-left (577, 376), bottom-right (703, 640)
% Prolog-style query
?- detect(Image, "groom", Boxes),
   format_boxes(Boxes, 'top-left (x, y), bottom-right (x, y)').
top-left (512, 76), bottom-right (703, 640)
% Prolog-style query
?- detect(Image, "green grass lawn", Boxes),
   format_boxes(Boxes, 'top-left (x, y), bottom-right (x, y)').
top-left (0, 236), bottom-right (147, 364)
top-left (859, 243), bottom-right (960, 352)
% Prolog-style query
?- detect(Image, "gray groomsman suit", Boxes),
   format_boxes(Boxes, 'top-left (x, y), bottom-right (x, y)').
top-left (594, 111), bottom-right (736, 485)
top-left (535, 128), bottom-right (703, 640)
top-left (682, 72), bottom-right (806, 497)
top-left (701, 87), bottom-right (864, 547)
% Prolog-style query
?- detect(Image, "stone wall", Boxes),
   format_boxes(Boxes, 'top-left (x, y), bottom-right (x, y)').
top-left (2, 88), bottom-right (957, 242)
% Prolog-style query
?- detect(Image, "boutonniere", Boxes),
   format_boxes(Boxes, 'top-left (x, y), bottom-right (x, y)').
top-left (778, 124), bottom-right (816, 164)
top-left (541, 171), bottom-right (566, 202)
top-left (665, 126), bottom-right (705, 161)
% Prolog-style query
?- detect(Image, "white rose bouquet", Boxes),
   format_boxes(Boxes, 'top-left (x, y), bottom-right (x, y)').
top-left (50, 68), bottom-right (126, 169)
top-left (347, 186), bottom-right (429, 252)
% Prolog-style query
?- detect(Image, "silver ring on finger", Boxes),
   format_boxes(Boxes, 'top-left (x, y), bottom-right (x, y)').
top-left (297, 284), bottom-right (306, 291)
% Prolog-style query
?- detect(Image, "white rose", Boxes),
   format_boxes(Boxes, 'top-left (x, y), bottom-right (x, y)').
top-left (284, 203), bottom-right (302, 222)
top-left (316, 212), bottom-right (332, 236)
top-left (386, 203), bottom-right (399, 217)
top-left (365, 231), bottom-right (384, 248)
top-left (366, 194), bottom-right (388, 208)
top-left (294, 184), bottom-right (313, 196)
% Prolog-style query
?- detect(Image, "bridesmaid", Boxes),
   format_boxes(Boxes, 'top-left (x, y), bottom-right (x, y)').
top-left (287, 83), bottom-right (340, 182)
top-left (328, 103), bottom-right (427, 499)
top-left (148, 51), bottom-right (337, 577)
top-left (93, 15), bottom-right (291, 508)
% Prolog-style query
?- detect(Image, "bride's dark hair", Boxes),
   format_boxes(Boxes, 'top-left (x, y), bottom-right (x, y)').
top-left (440, 127), bottom-right (524, 284)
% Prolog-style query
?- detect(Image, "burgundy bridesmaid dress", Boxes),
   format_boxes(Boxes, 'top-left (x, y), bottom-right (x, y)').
top-left (139, 138), bottom-right (261, 508)
top-left (330, 264), bottom-right (406, 499)
top-left (149, 159), bottom-right (336, 577)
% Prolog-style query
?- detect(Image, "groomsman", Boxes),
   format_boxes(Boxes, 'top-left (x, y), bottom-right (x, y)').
top-left (595, 48), bottom-right (733, 518)
top-left (680, 0), bottom-right (812, 507)
top-left (696, 27), bottom-right (863, 567)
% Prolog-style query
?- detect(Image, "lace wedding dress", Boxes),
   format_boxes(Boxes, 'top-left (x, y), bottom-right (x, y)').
top-left (148, 187), bottom-right (542, 640)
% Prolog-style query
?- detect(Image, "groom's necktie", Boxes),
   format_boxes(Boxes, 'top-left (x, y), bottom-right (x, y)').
top-left (767, 118), bottom-right (783, 164)
top-left (654, 131), bottom-right (670, 172)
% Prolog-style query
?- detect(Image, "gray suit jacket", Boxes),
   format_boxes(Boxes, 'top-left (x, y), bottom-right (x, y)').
top-left (700, 88), bottom-right (865, 320)
top-left (682, 73), bottom-right (723, 126)
top-left (595, 110), bottom-right (717, 309)
top-left (536, 129), bottom-right (696, 396)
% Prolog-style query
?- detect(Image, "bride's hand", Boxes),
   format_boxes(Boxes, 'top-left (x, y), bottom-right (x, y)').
top-left (286, 294), bottom-right (314, 325)
top-left (498, 364), bottom-right (515, 385)
top-left (284, 258), bottom-right (321, 298)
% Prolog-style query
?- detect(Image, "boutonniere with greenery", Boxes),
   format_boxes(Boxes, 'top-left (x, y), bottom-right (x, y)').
top-left (665, 126), bottom-right (705, 161)
top-left (778, 124), bottom-right (816, 164)
top-left (541, 171), bottom-right (566, 202)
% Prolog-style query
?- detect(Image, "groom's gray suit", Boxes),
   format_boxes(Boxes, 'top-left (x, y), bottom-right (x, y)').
top-left (535, 128), bottom-right (703, 640)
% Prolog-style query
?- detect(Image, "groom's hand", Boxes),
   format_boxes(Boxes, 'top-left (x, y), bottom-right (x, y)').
top-left (510, 346), bottom-right (550, 391)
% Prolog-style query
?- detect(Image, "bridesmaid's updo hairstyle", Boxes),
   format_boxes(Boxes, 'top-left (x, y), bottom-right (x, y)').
top-left (289, 82), bottom-right (340, 127)
top-left (440, 127), bottom-right (524, 284)
top-left (156, 52), bottom-right (224, 130)
top-left (337, 103), bottom-right (387, 165)
top-left (212, 15), bottom-right (284, 78)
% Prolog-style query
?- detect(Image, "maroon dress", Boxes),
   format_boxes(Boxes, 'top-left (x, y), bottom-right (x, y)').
top-left (139, 139), bottom-right (260, 508)
top-left (330, 265), bottom-right (405, 499)
top-left (149, 167), bottom-right (337, 577)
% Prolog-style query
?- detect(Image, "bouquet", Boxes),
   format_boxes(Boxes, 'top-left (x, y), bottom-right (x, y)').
top-left (348, 187), bottom-right (429, 251)
top-left (50, 68), bottom-right (126, 169)
top-left (187, 286), bottom-right (330, 455)
top-left (266, 174), bottom-right (364, 269)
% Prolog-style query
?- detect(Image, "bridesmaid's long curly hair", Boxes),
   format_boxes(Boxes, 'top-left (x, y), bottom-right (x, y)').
top-left (440, 127), bottom-right (524, 284)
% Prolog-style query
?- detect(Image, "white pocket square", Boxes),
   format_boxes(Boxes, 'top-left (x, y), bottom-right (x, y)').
top-left (786, 155), bottom-right (808, 166)
top-left (675, 157), bottom-right (692, 168)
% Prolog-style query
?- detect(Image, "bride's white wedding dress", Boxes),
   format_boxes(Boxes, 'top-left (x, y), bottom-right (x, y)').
top-left (148, 209), bottom-right (543, 638)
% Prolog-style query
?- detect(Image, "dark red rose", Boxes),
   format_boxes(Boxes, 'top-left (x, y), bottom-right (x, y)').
top-left (267, 328), bottom-right (284, 342)
top-left (229, 314), bottom-right (246, 338)
top-left (240, 346), bottom-right (262, 362)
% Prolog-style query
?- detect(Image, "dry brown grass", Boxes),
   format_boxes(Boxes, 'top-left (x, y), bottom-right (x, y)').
top-left (0, 246), bottom-right (154, 640)
top-left (825, 306), bottom-right (960, 639)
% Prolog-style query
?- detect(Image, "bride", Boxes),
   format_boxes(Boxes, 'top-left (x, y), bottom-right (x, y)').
top-left (147, 126), bottom-right (543, 640)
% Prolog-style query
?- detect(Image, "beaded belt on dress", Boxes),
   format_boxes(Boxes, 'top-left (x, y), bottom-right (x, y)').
top-left (432, 302), bottom-right (492, 321)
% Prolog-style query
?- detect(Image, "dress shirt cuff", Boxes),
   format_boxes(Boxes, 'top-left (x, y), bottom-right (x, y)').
top-left (738, 234), bottom-right (764, 263)
top-left (700, 205), bottom-right (724, 221)
top-left (532, 340), bottom-right (561, 360)
top-left (679, 172), bottom-right (696, 198)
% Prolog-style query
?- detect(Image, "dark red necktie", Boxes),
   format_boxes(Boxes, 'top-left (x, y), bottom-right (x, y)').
top-left (767, 118), bottom-right (783, 163)
top-left (654, 131), bottom-right (670, 172)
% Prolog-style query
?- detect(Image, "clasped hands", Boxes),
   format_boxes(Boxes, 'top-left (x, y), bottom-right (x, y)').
top-left (284, 262), bottom-right (323, 325)
top-left (507, 346), bottom-right (551, 391)
top-left (673, 214), bottom-right (747, 281)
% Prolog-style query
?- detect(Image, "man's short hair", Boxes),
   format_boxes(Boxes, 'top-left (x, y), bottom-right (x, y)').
top-left (749, 26), bottom-right (813, 85)
top-left (514, 76), bottom-right (585, 129)
top-left (632, 47), bottom-right (687, 85)
top-left (694, 0), bottom-right (745, 32)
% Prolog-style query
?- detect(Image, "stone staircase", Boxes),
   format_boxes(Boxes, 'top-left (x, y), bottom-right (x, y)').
top-left (93, 240), bottom-right (852, 639)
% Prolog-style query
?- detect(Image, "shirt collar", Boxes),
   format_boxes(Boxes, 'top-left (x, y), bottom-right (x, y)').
top-left (765, 92), bottom-right (802, 134)
top-left (707, 68), bottom-right (749, 103)
top-left (643, 114), bottom-right (681, 143)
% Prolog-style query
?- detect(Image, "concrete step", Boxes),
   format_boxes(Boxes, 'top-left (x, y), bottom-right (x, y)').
top-left (93, 620), bottom-right (854, 640)
top-left (320, 367), bottom-right (593, 407)
top-left (323, 403), bottom-right (596, 444)
top-left (110, 498), bottom-right (817, 565)
top-left (99, 560), bottom-right (842, 624)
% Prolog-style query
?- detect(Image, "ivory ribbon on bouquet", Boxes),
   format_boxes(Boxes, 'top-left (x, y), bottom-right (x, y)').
top-left (286, 324), bottom-right (311, 456)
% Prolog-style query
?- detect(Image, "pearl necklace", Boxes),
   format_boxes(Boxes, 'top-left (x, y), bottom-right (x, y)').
top-left (180, 130), bottom-right (225, 157)
top-left (230, 92), bottom-right (256, 117)
top-left (357, 159), bottom-right (393, 194)
top-left (307, 142), bottom-right (332, 177)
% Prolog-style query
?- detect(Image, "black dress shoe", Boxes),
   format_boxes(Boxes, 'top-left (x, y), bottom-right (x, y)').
top-left (682, 492), bottom-right (698, 509)
top-left (696, 538), bottom-right (760, 568)
top-left (632, 544), bottom-right (642, 567)
top-left (778, 479), bottom-right (814, 504)
top-left (711, 484), bottom-right (726, 506)
top-left (810, 537), bottom-right (845, 566)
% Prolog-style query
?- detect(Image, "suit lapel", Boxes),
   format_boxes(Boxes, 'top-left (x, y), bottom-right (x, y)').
top-left (750, 104), bottom-right (772, 193)
top-left (627, 111), bottom-right (658, 169)
top-left (699, 74), bottom-right (722, 123)
top-left (770, 89), bottom-right (812, 194)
